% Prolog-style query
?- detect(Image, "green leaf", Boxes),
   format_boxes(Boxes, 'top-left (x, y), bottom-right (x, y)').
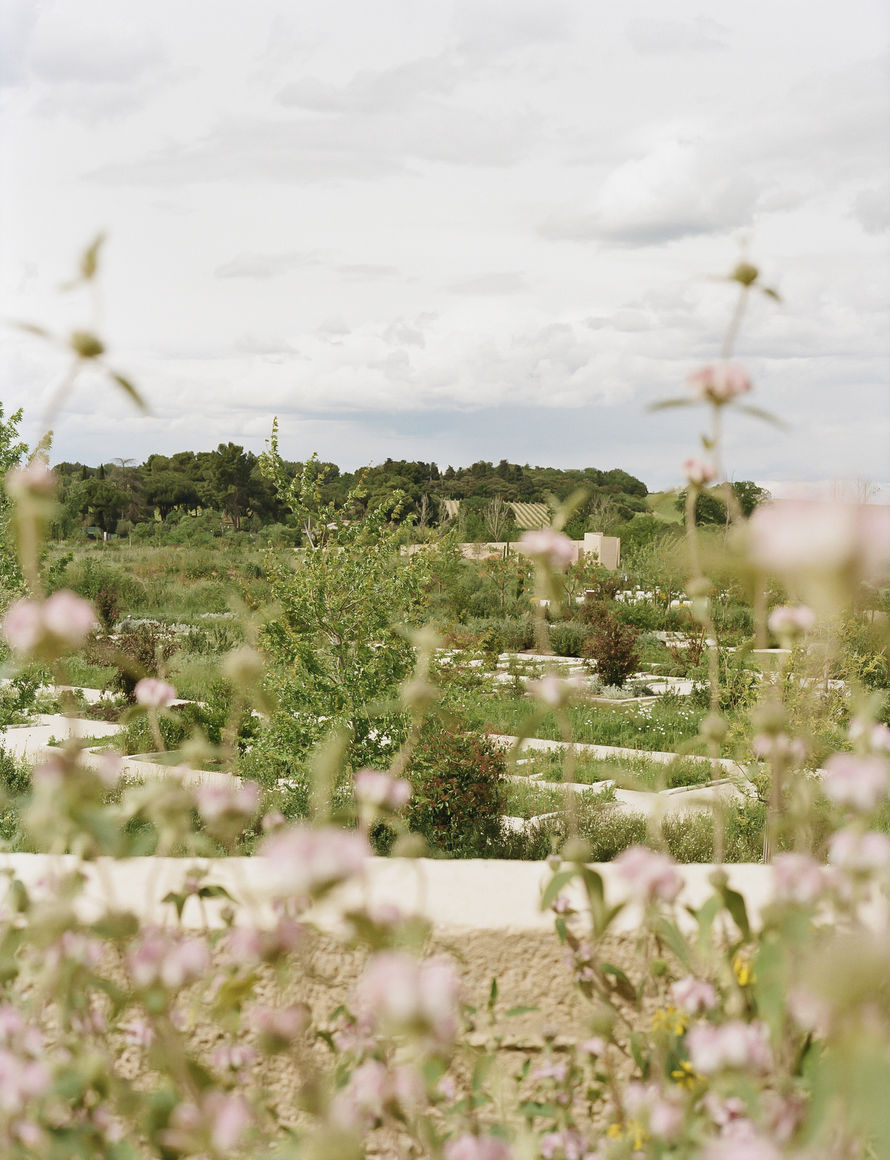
top-left (12, 320), bottom-right (52, 340)
top-left (109, 370), bottom-right (148, 412)
top-left (712, 880), bottom-right (751, 941)
top-left (653, 917), bottom-right (692, 969)
top-left (80, 233), bottom-right (106, 281)
top-left (519, 1100), bottom-right (558, 1120)
top-left (505, 1005), bottom-right (540, 1017)
top-left (601, 962), bottom-right (636, 1002)
top-left (540, 868), bottom-right (576, 911)
top-left (647, 398), bottom-right (694, 412)
top-left (735, 403), bottom-right (790, 431)
top-left (488, 976), bottom-right (498, 1010)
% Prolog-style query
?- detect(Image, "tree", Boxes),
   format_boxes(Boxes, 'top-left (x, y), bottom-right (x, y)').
top-left (0, 405), bottom-right (28, 597)
top-left (483, 495), bottom-right (511, 542)
top-left (199, 443), bottom-right (257, 531)
top-left (78, 477), bottom-right (128, 534)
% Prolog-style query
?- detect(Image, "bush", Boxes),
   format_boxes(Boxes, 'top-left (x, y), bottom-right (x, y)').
top-left (405, 727), bottom-right (506, 857)
top-left (583, 612), bottom-right (640, 687)
top-left (548, 621), bottom-right (588, 657)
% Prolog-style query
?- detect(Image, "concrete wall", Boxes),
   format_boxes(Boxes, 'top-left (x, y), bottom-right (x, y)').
top-left (455, 534), bottom-right (620, 568)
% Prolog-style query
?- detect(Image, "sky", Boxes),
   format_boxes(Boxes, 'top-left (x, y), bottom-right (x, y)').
top-left (0, 0), bottom-right (888, 495)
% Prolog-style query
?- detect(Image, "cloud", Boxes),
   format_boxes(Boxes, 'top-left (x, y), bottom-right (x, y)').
top-left (540, 138), bottom-right (759, 244)
top-left (447, 272), bottom-right (527, 295)
top-left (0, 0), bottom-right (40, 87)
top-left (626, 17), bottom-right (730, 56)
top-left (215, 251), bottom-right (322, 279)
top-left (852, 184), bottom-right (890, 234)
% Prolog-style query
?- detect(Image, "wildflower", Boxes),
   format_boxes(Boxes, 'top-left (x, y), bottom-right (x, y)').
top-left (822, 753), bottom-right (890, 811)
top-left (849, 718), bottom-right (890, 752)
top-left (250, 1004), bottom-right (307, 1051)
top-left (625, 1082), bottom-right (684, 1140)
top-left (444, 1135), bottom-right (513, 1160)
top-left (539, 1129), bottom-right (597, 1159)
top-left (751, 733), bottom-right (808, 763)
top-left (196, 779), bottom-right (260, 824)
top-left (687, 363), bottom-right (751, 404)
top-left (686, 1019), bottom-right (772, 1075)
top-left (828, 827), bottom-right (890, 873)
top-left (748, 500), bottom-right (890, 581)
top-left (259, 824), bottom-right (369, 897)
top-left (355, 951), bottom-right (460, 1045)
top-left (3, 590), bottom-right (97, 655)
top-left (520, 527), bottom-right (575, 571)
top-left (771, 852), bottom-right (826, 905)
top-left (670, 1059), bottom-right (701, 1089)
top-left (5, 459), bottom-right (56, 499)
top-left (651, 1005), bottom-right (688, 1036)
top-left (161, 1092), bottom-right (251, 1153)
top-left (353, 768), bottom-right (412, 811)
top-left (134, 677), bottom-right (177, 708)
top-left (670, 976), bottom-right (718, 1015)
top-left (768, 603), bottom-right (815, 639)
top-left (683, 458), bottom-right (716, 486)
top-left (731, 952), bottom-right (755, 987)
top-left (613, 845), bottom-right (683, 904)
top-left (528, 674), bottom-right (585, 708)
top-left (127, 930), bottom-right (210, 990)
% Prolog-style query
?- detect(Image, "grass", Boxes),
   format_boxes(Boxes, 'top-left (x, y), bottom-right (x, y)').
top-left (645, 490), bottom-right (684, 524)
top-left (454, 689), bottom-right (711, 754)
top-left (510, 747), bottom-right (712, 790)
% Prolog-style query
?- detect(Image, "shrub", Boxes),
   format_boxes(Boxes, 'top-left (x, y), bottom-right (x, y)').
top-left (548, 620), bottom-right (588, 657)
top-left (405, 727), bottom-right (506, 857)
top-left (583, 612), bottom-right (640, 687)
top-left (576, 802), bottom-right (649, 860)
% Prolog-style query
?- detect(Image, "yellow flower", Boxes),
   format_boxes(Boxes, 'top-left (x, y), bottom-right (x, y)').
top-left (607, 1121), bottom-right (648, 1149)
top-left (732, 952), bottom-right (755, 987)
top-left (670, 1059), bottom-right (702, 1089)
top-left (651, 1005), bottom-right (688, 1035)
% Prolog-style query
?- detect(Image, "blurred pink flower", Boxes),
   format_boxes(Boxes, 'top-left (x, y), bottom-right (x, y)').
top-left (614, 846), bottom-right (683, 904)
top-left (767, 604), bottom-right (815, 638)
top-left (686, 1020), bottom-right (772, 1075)
top-left (748, 500), bottom-right (890, 580)
top-left (250, 1003), bottom-right (307, 1045)
top-left (354, 768), bottom-right (412, 811)
top-left (196, 779), bottom-right (260, 823)
top-left (683, 458), bottom-right (716, 486)
top-left (41, 589), bottom-right (98, 645)
top-left (670, 976), bottom-right (718, 1015)
top-left (128, 930), bottom-right (210, 990)
top-left (539, 1129), bottom-right (596, 1160)
top-left (751, 733), bottom-right (808, 763)
top-left (355, 951), bottom-right (460, 1044)
top-left (519, 527), bottom-right (575, 571)
top-left (5, 459), bottom-right (56, 499)
top-left (771, 853), bottom-right (826, 905)
top-left (1, 599), bottom-right (44, 653)
top-left (625, 1082), bottom-right (683, 1140)
top-left (259, 824), bottom-right (369, 896)
top-left (528, 674), bottom-right (585, 708)
top-left (134, 677), bottom-right (177, 708)
top-left (688, 363), bottom-right (751, 404)
top-left (828, 826), bottom-right (890, 873)
top-left (822, 753), bottom-right (890, 811)
top-left (445, 1135), bottom-right (513, 1160)
top-left (849, 718), bottom-right (890, 752)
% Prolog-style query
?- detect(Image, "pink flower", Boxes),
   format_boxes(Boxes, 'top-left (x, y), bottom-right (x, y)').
top-left (355, 951), bottom-right (460, 1044)
top-left (196, 779), bottom-right (260, 823)
top-left (767, 604), bottom-right (815, 638)
top-left (686, 1020), bottom-right (772, 1075)
top-left (134, 677), bottom-right (177, 708)
top-left (444, 1135), bottom-right (513, 1160)
top-left (771, 853), bottom-right (825, 905)
top-left (538, 1130), bottom-right (596, 1160)
top-left (354, 768), bottom-right (412, 811)
top-left (702, 1132), bottom-right (780, 1160)
top-left (41, 589), bottom-right (98, 645)
top-left (527, 674), bottom-right (585, 708)
top-left (828, 827), bottom-right (890, 873)
top-left (751, 733), bottom-right (808, 763)
top-left (2, 599), bottom-right (44, 653)
top-left (822, 753), bottom-right (890, 811)
top-left (5, 459), bottom-right (56, 499)
top-left (683, 458), bottom-right (716, 486)
top-left (613, 846), bottom-right (683, 904)
top-left (250, 1004), bottom-right (307, 1047)
top-left (849, 718), bottom-right (890, 752)
top-left (748, 500), bottom-right (890, 580)
top-left (625, 1082), bottom-right (683, 1140)
top-left (2, 590), bottom-right (96, 655)
top-left (259, 824), bottom-right (369, 897)
top-left (127, 930), bottom-right (210, 990)
top-left (519, 527), bottom-right (575, 571)
top-left (688, 364), bottom-right (751, 404)
top-left (670, 976), bottom-right (718, 1015)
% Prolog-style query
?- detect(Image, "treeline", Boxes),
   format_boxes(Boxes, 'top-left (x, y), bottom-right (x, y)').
top-left (49, 446), bottom-right (651, 543)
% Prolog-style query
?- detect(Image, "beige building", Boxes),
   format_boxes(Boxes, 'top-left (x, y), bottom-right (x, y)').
top-left (456, 532), bottom-right (620, 569)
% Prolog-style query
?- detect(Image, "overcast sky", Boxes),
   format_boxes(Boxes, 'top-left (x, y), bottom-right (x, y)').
top-left (1, 0), bottom-right (888, 494)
